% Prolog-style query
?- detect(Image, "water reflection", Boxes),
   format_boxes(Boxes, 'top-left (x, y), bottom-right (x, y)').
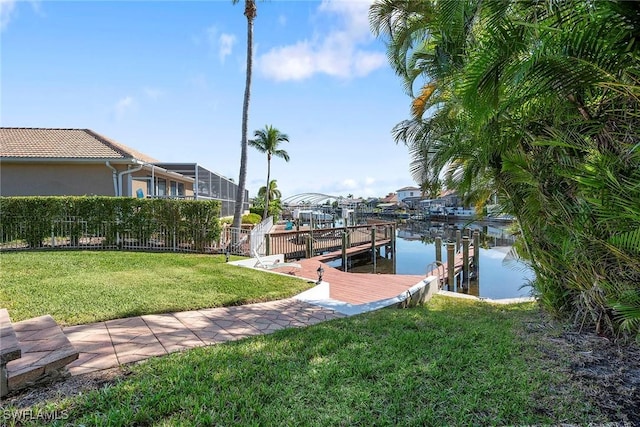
top-left (327, 221), bottom-right (535, 300)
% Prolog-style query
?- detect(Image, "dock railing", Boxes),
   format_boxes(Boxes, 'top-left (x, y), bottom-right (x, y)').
top-left (265, 222), bottom-right (395, 260)
top-left (250, 216), bottom-right (273, 256)
top-left (426, 261), bottom-right (445, 287)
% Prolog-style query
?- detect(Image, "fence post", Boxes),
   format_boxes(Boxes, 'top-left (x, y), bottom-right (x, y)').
top-left (390, 223), bottom-right (396, 256)
top-left (370, 227), bottom-right (376, 252)
top-left (371, 227), bottom-right (376, 271)
top-left (265, 234), bottom-right (271, 256)
top-left (173, 228), bottom-right (177, 252)
top-left (462, 236), bottom-right (470, 283)
top-left (305, 235), bottom-right (312, 258)
top-left (473, 231), bottom-right (480, 272)
top-left (447, 242), bottom-right (455, 290)
top-left (342, 231), bottom-right (348, 272)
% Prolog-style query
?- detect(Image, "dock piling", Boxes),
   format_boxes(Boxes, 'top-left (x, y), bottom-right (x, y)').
top-left (472, 231), bottom-right (480, 272)
top-left (371, 227), bottom-right (377, 272)
top-left (342, 231), bottom-right (348, 272)
top-left (447, 242), bottom-right (455, 290)
top-left (435, 237), bottom-right (442, 263)
top-left (305, 235), bottom-right (312, 258)
top-left (462, 236), bottom-right (470, 284)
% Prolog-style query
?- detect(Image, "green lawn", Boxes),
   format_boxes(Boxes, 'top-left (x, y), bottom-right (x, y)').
top-left (16, 296), bottom-right (603, 426)
top-left (0, 251), bottom-right (313, 326)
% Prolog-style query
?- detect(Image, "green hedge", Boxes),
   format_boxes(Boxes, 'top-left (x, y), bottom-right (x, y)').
top-left (0, 197), bottom-right (221, 251)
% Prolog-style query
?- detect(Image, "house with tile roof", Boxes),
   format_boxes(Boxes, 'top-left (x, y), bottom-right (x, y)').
top-left (379, 192), bottom-right (398, 204)
top-left (0, 128), bottom-right (248, 216)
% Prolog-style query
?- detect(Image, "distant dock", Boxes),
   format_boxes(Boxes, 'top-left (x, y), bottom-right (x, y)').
top-left (265, 222), bottom-right (396, 262)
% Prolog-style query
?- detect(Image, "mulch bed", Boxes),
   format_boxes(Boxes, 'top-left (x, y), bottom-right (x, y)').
top-left (520, 309), bottom-right (640, 425)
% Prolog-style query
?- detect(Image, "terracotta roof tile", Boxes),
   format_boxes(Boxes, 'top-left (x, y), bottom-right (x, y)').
top-left (0, 128), bottom-right (159, 163)
top-left (380, 193), bottom-right (398, 203)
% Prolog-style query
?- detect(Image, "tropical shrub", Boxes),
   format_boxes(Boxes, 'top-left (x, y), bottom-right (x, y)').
top-left (371, 0), bottom-right (640, 339)
top-left (242, 213), bottom-right (262, 225)
top-left (0, 197), bottom-right (221, 252)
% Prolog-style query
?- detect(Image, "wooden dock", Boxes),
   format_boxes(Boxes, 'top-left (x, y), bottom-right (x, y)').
top-left (279, 258), bottom-right (426, 305)
top-left (257, 224), bottom-right (480, 305)
top-left (255, 243), bottom-right (476, 307)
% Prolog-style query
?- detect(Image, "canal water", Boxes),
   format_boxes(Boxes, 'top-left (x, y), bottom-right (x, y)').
top-left (326, 220), bottom-right (535, 300)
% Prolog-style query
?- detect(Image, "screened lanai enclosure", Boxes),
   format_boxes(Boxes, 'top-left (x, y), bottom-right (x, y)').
top-left (155, 163), bottom-right (249, 217)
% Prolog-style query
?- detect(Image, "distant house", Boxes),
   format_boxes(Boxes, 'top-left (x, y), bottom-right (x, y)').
top-left (336, 197), bottom-right (364, 209)
top-left (396, 186), bottom-right (421, 203)
top-left (438, 190), bottom-right (460, 207)
top-left (0, 128), bottom-right (248, 216)
top-left (377, 202), bottom-right (400, 213)
top-left (379, 192), bottom-right (398, 204)
top-left (363, 197), bottom-right (379, 208)
top-left (419, 190), bottom-right (478, 217)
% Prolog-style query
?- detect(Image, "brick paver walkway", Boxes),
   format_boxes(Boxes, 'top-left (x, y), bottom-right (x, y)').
top-left (63, 299), bottom-right (345, 376)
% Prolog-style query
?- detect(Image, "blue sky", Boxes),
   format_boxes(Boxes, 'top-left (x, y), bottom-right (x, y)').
top-left (1, 0), bottom-right (418, 199)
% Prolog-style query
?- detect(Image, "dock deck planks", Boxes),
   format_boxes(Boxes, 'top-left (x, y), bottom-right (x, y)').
top-left (268, 258), bottom-right (426, 305)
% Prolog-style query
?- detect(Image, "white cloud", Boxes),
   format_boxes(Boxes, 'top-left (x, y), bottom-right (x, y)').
top-left (206, 25), bottom-right (218, 46)
top-left (29, 0), bottom-right (41, 15)
top-left (317, 0), bottom-right (372, 37)
top-left (341, 178), bottom-right (358, 189)
top-left (353, 50), bottom-right (387, 76)
top-left (256, 0), bottom-right (386, 81)
top-left (280, 173), bottom-right (411, 200)
top-left (114, 96), bottom-right (136, 120)
top-left (1, 0), bottom-right (17, 31)
top-left (218, 33), bottom-right (236, 63)
top-left (258, 41), bottom-right (315, 81)
top-left (302, 177), bottom-right (379, 198)
top-left (1, 0), bottom-right (41, 31)
top-left (205, 26), bottom-right (237, 64)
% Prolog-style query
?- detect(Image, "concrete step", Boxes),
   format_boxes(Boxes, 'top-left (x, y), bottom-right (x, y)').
top-left (1, 309), bottom-right (22, 397)
top-left (6, 315), bottom-right (79, 392)
top-left (1, 309), bottom-right (21, 364)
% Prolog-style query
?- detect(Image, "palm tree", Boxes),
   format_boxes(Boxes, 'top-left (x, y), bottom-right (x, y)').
top-left (257, 179), bottom-right (282, 203)
top-left (257, 179), bottom-right (282, 218)
top-left (371, 0), bottom-right (640, 338)
top-left (370, 0), bottom-right (480, 200)
top-left (231, 0), bottom-right (257, 231)
top-left (249, 125), bottom-right (290, 219)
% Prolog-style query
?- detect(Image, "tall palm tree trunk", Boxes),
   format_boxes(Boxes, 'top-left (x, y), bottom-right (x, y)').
top-left (232, 0), bottom-right (256, 230)
top-left (263, 153), bottom-right (271, 219)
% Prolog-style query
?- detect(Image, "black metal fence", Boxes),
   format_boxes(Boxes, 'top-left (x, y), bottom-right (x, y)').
top-left (0, 216), bottom-right (224, 254)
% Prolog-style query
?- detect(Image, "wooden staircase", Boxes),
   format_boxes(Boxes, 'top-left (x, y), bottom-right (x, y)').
top-left (1, 309), bottom-right (78, 397)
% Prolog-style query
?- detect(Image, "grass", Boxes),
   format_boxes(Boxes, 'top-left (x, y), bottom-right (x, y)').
top-left (17, 296), bottom-right (604, 426)
top-left (0, 251), bottom-right (313, 326)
